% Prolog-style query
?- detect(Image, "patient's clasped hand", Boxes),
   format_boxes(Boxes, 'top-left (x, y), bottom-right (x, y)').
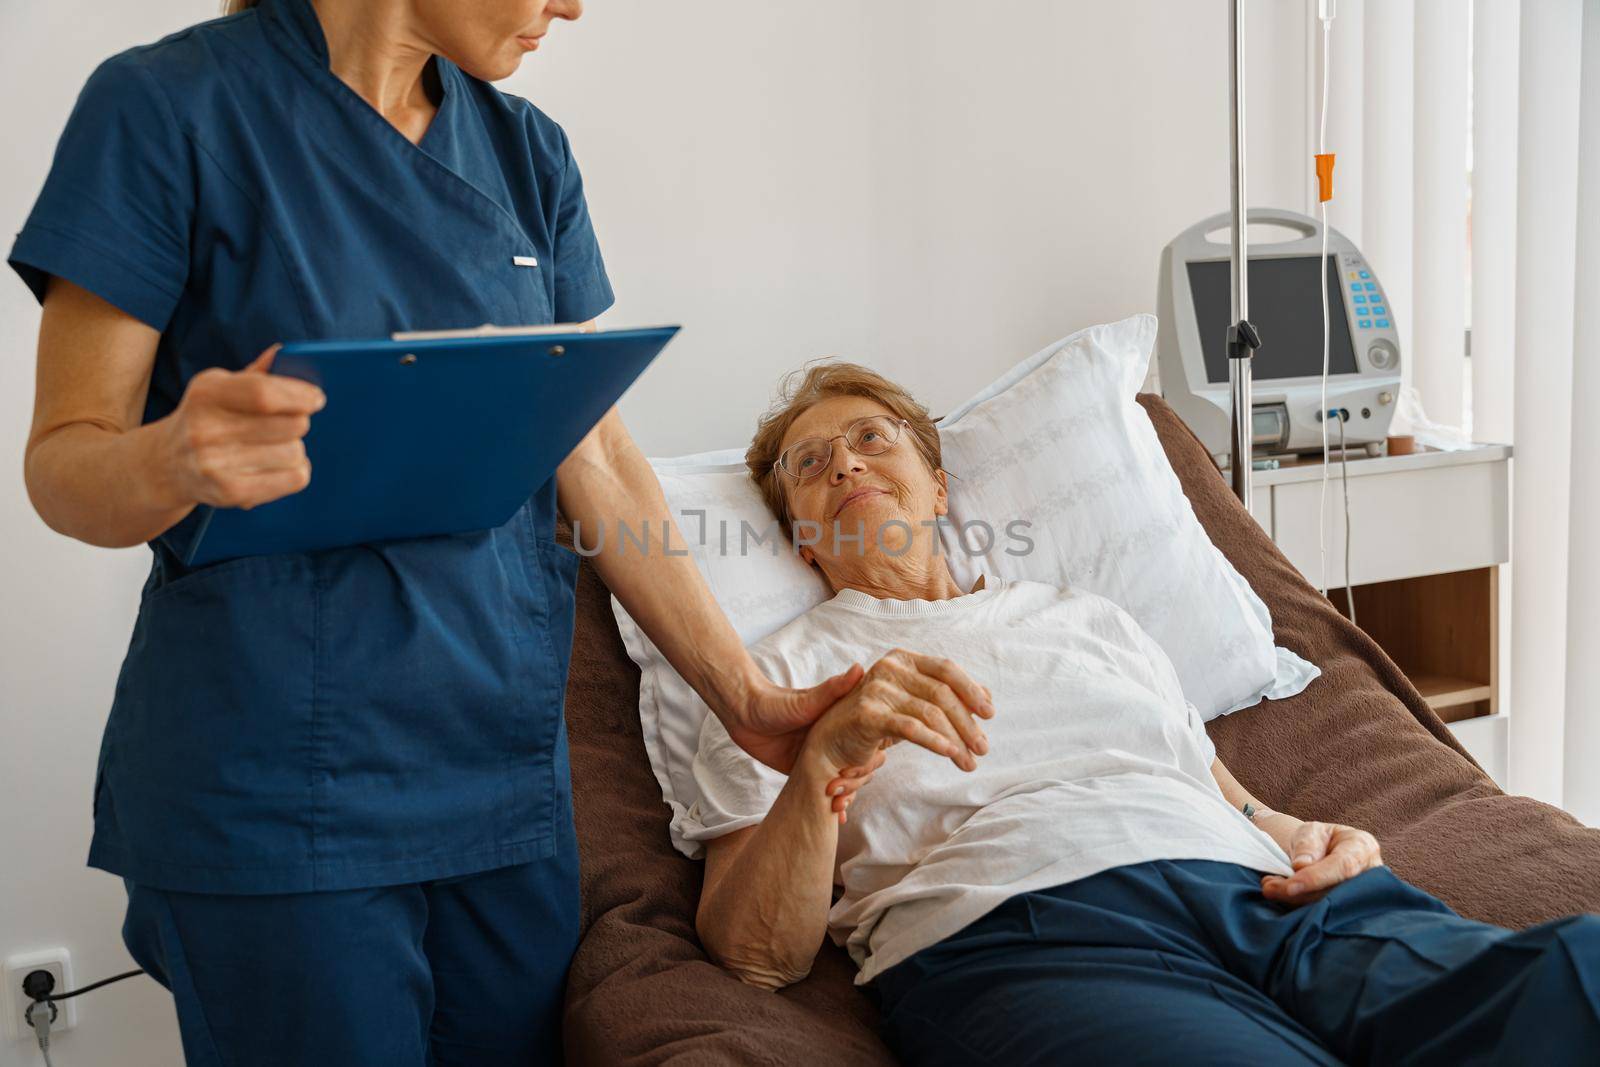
top-left (687, 361), bottom-right (1600, 1064)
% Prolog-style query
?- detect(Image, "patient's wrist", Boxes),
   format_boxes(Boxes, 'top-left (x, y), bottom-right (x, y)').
top-left (1254, 811), bottom-right (1304, 853)
top-left (793, 742), bottom-right (837, 786)
top-left (778, 747), bottom-right (851, 828)
top-left (793, 742), bottom-right (855, 801)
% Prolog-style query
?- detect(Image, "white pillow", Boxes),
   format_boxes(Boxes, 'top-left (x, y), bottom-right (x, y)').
top-left (931, 314), bottom-right (1317, 718)
top-left (611, 314), bottom-right (1317, 856)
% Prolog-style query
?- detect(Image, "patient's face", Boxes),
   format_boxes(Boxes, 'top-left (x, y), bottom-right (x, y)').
top-left (778, 395), bottom-right (948, 573)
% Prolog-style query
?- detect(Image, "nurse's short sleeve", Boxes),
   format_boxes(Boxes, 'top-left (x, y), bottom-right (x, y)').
top-left (549, 126), bottom-right (614, 324)
top-left (681, 708), bottom-right (787, 851)
top-left (8, 55), bottom-right (193, 332)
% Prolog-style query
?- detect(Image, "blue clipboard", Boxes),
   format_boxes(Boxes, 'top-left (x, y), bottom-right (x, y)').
top-left (178, 324), bottom-right (680, 566)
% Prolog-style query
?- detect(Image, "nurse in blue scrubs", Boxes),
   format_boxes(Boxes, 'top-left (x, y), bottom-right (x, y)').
top-left (9, 0), bottom-right (993, 1062)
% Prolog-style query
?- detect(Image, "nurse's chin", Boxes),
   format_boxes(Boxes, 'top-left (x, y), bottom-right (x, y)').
top-left (460, 51), bottom-right (532, 83)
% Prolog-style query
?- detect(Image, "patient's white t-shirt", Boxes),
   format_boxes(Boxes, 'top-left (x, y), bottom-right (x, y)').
top-left (685, 574), bottom-right (1295, 986)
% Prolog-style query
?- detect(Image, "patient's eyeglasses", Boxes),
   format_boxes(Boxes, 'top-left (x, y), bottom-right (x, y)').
top-left (774, 415), bottom-right (910, 481)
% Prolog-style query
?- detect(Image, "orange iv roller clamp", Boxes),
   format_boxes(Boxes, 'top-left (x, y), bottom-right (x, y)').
top-left (1315, 153), bottom-right (1336, 203)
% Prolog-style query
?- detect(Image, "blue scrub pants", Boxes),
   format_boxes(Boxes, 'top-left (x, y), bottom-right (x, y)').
top-left (868, 859), bottom-right (1600, 1066)
top-left (118, 809), bottom-right (579, 1066)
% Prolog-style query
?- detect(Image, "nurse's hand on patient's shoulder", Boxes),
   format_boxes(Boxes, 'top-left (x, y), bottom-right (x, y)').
top-left (156, 344), bottom-right (326, 511)
top-left (1258, 820), bottom-right (1383, 907)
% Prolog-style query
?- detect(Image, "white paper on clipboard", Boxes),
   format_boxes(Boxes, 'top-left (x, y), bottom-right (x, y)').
top-left (391, 321), bottom-right (603, 342)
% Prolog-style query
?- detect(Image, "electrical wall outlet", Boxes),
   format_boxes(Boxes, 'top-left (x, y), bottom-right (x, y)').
top-left (4, 949), bottom-right (76, 1043)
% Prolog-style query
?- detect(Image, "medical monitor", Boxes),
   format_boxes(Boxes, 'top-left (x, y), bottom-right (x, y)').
top-left (1155, 208), bottom-right (1403, 465)
top-left (1186, 256), bottom-right (1358, 384)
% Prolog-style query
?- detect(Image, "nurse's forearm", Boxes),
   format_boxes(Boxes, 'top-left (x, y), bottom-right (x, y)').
top-left (28, 283), bottom-right (320, 548)
top-left (26, 281), bottom-right (196, 547)
top-left (555, 409), bottom-right (764, 720)
top-left (26, 419), bottom-right (195, 548)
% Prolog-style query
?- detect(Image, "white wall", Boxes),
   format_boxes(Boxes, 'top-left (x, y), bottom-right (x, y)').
top-left (526, 0), bottom-right (1312, 453)
top-left (0, 2), bottom-right (1308, 1064)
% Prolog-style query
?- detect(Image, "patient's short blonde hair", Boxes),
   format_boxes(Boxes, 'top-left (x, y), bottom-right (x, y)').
top-left (745, 361), bottom-right (944, 539)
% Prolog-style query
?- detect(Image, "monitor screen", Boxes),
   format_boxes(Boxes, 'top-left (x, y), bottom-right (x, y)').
top-left (1186, 255), bottom-right (1359, 384)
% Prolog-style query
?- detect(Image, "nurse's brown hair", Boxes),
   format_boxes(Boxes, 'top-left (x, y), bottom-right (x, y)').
top-left (222, 0), bottom-right (259, 13)
top-left (745, 361), bottom-right (946, 541)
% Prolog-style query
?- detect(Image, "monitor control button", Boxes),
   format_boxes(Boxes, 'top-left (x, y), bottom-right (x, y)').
top-left (1368, 340), bottom-right (1399, 370)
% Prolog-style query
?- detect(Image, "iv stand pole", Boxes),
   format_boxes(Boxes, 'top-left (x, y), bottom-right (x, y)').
top-left (1228, 0), bottom-right (1261, 508)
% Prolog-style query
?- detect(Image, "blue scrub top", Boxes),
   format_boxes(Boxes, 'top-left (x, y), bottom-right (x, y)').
top-left (8, 0), bottom-right (614, 893)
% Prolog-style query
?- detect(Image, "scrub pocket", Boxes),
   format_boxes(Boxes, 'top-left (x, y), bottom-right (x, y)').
top-left (99, 553), bottom-right (318, 883)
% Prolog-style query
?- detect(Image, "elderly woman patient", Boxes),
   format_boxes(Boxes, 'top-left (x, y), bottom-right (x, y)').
top-left (686, 362), bottom-right (1600, 1066)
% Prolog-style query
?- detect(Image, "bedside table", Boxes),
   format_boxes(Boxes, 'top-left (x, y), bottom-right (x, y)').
top-left (1246, 442), bottom-right (1513, 784)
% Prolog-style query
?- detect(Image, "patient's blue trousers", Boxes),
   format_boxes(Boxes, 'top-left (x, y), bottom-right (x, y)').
top-left (868, 859), bottom-right (1600, 1065)
top-left (118, 807), bottom-right (579, 1066)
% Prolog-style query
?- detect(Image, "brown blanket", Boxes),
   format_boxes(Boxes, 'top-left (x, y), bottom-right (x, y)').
top-left (558, 393), bottom-right (1600, 1065)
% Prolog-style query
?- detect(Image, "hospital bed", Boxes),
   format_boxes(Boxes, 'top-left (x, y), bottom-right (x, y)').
top-left (554, 393), bottom-right (1600, 1064)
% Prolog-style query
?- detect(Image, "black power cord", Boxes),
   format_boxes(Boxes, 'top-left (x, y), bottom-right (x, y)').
top-left (21, 967), bottom-right (149, 1066)
top-left (25, 968), bottom-right (146, 1004)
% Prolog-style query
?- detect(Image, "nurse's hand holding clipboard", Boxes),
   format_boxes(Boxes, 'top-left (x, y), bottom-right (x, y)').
top-left (157, 343), bottom-right (325, 512)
